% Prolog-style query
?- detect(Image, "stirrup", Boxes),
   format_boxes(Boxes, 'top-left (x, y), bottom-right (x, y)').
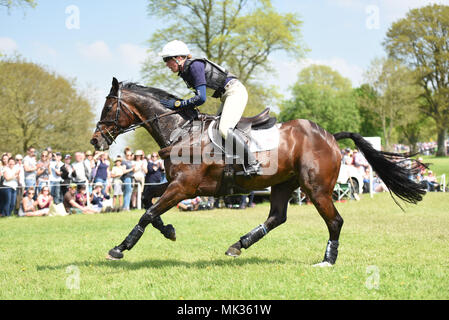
top-left (238, 161), bottom-right (263, 176)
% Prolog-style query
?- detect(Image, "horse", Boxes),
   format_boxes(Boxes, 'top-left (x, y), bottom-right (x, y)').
top-left (90, 77), bottom-right (426, 266)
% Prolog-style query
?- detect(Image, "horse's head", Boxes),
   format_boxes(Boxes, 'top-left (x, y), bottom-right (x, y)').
top-left (91, 77), bottom-right (139, 151)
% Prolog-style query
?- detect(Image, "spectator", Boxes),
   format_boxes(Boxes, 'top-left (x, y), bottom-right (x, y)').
top-left (362, 168), bottom-right (371, 193)
top-left (132, 150), bottom-right (147, 200)
top-left (423, 170), bottom-right (441, 192)
top-left (121, 150), bottom-right (135, 211)
top-left (240, 192), bottom-right (255, 209)
top-left (177, 197), bottom-right (201, 211)
top-left (49, 152), bottom-right (63, 204)
top-left (111, 158), bottom-right (124, 209)
top-left (36, 150), bottom-right (50, 194)
top-left (75, 184), bottom-right (88, 207)
top-left (36, 185), bottom-right (53, 215)
top-left (23, 147), bottom-right (37, 191)
top-left (0, 154), bottom-right (9, 215)
top-left (60, 154), bottom-right (74, 197)
top-left (84, 150), bottom-right (95, 183)
top-left (93, 151), bottom-right (110, 196)
top-left (63, 183), bottom-right (96, 215)
top-left (0, 157), bottom-right (20, 217)
top-left (90, 182), bottom-right (112, 212)
top-left (142, 152), bottom-right (164, 209)
top-left (14, 154), bottom-right (25, 215)
top-left (72, 152), bottom-right (89, 186)
top-left (20, 187), bottom-right (48, 217)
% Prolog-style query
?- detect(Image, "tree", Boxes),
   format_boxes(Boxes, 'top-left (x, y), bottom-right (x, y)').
top-left (0, 0), bottom-right (36, 11)
top-left (279, 65), bottom-right (360, 140)
top-left (383, 4), bottom-right (449, 156)
top-left (362, 58), bottom-right (423, 151)
top-left (353, 84), bottom-right (384, 139)
top-left (0, 56), bottom-right (95, 155)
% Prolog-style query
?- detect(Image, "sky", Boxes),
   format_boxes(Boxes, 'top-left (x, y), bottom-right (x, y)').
top-left (1, 0), bottom-right (448, 155)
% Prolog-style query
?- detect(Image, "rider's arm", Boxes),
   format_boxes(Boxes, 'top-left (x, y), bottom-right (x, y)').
top-left (180, 84), bottom-right (207, 108)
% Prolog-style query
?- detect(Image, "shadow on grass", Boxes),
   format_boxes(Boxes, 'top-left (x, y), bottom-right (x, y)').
top-left (37, 256), bottom-right (297, 272)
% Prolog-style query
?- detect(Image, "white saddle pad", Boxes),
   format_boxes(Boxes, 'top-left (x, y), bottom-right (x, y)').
top-left (208, 120), bottom-right (280, 153)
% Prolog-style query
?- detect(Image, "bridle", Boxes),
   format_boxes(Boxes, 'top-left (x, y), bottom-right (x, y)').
top-left (95, 85), bottom-right (183, 146)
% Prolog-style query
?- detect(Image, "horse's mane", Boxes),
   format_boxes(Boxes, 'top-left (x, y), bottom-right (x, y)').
top-left (120, 82), bottom-right (199, 121)
top-left (121, 82), bottom-right (179, 100)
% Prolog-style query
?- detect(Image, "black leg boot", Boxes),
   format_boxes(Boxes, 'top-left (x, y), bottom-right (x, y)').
top-left (108, 225), bottom-right (144, 260)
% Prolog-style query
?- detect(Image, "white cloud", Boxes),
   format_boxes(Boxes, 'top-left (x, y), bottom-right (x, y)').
top-left (118, 43), bottom-right (148, 69)
top-left (77, 41), bottom-right (113, 61)
top-left (0, 37), bottom-right (18, 54)
top-left (33, 42), bottom-right (57, 57)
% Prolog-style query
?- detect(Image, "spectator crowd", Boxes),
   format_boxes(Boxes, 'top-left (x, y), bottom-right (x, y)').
top-left (0, 146), bottom-right (257, 218)
top-left (340, 144), bottom-right (445, 195)
top-left (0, 146), bottom-right (167, 217)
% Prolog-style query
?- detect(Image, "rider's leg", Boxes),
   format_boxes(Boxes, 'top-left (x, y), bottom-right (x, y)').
top-left (218, 81), bottom-right (261, 175)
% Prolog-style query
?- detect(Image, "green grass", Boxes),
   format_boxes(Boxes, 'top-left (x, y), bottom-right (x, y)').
top-left (0, 193), bottom-right (448, 300)
top-left (422, 155), bottom-right (449, 178)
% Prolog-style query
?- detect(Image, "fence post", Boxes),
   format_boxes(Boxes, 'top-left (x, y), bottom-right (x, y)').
top-left (137, 182), bottom-right (142, 210)
top-left (86, 181), bottom-right (90, 206)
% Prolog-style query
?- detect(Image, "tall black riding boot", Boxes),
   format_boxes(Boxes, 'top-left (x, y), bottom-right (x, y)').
top-left (226, 129), bottom-right (262, 176)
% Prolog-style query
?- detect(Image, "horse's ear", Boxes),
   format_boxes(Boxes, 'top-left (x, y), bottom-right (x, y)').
top-left (112, 77), bottom-right (119, 94)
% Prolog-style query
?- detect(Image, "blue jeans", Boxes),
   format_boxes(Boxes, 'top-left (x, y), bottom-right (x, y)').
top-left (50, 181), bottom-right (62, 204)
top-left (25, 177), bottom-right (36, 190)
top-left (122, 177), bottom-right (133, 210)
top-left (0, 187), bottom-right (17, 216)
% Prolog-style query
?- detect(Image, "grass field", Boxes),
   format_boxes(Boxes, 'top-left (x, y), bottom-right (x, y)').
top-left (0, 192), bottom-right (448, 300)
top-left (422, 155), bottom-right (449, 178)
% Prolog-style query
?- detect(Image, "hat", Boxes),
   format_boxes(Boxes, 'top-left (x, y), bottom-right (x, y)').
top-left (15, 154), bottom-right (23, 160)
top-left (65, 154), bottom-right (72, 159)
top-left (85, 150), bottom-right (93, 156)
top-left (135, 150), bottom-right (144, 156)
top-left (69, 183), bottom-right (77, 189)
top-left (114, 157), bottom-right (122, 163)
top-left (94, 182), bottom-right (104, 188)
top-left (55, 152), bottom-right (62, 156)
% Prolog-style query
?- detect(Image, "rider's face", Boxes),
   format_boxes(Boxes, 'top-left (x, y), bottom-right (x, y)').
top-left (165, 58), bottom-right (179, 73)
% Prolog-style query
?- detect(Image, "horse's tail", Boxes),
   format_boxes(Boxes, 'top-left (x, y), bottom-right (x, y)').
top-left (333, 132), bottom-right (427, 208)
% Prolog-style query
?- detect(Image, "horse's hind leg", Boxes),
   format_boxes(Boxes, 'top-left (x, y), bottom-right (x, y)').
top-left (308, 191), bottom-right (344, 266)
top-left (225, 178), bottom-right (299, 257)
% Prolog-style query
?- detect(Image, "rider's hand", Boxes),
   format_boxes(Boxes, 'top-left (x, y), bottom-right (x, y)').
top-left (160, 99), bottom-right (183, 110)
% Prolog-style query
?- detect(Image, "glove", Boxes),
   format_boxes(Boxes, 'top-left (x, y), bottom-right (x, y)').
top-left (160, 99), bottom-right (183, 110)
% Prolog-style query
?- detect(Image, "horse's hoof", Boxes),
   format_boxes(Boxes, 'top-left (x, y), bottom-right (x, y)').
top-left (313, 261), bottom-right (333, 267)
top-left (225, 247), bottom-right (241, 258)
top-left (107, 247), bottom-right (124, 260)
top-left (163, 224), bottom-right (176, 241)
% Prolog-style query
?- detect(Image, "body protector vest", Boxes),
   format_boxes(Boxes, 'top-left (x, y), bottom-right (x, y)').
top-left (180, 58), bottom-right (236, 98)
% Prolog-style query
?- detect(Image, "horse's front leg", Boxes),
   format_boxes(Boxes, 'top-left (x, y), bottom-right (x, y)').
top-left (142, 182), bottom-right (176, 241)
top-left (107, 181), bottom-right (188, 260)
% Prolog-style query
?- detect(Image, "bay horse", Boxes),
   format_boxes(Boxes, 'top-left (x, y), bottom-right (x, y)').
top-left (90, 78), bottom-right (426, 266)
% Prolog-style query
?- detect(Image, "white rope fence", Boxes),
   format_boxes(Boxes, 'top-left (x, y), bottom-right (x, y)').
top-left (0, 181), bottom-right (168, 210)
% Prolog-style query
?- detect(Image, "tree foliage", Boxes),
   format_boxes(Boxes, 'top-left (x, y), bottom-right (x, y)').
top-left (383, 4), bottom-right (449, 156)
top-left (0, 0), bottom-right (36, 11)
top-left (279, 65), bottom-right (360, 138)
top-left (0, 56), bottom-right (95, 155)
top-left (361, 58), bottom-right (423, 151)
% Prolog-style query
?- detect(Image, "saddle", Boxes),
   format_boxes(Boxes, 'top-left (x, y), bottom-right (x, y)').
top-left (236, 108), bottom-right (277, 132)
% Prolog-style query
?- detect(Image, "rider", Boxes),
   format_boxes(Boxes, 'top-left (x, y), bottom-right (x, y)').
top-left (159, 40), bottom-right (262, 176)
